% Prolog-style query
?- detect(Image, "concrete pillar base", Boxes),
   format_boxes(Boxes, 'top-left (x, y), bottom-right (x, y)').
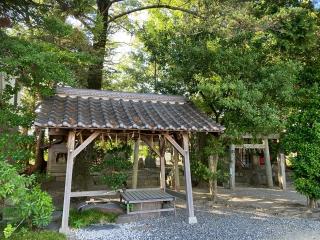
top-left (188, 216), bottom-right (198, 224)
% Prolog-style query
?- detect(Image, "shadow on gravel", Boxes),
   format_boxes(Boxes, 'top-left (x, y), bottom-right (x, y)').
top-left (84, 224), bottom-right (120, 231)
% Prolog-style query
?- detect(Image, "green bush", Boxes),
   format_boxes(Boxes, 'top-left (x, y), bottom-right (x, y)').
top-left (283, 86), bottom-right (320, 207)
top-left (191, 160), bottom-right (229, 184)
top-left (69, 209), bottom-right (118, 228)
top-left (0, 161), bottom-right (54, 237)
top-left (91, 141), bottom-right (132, 190)
top-left (19, 187), bottom-right (54, 227)
top-left (1, 230), bottom-right (66, 240)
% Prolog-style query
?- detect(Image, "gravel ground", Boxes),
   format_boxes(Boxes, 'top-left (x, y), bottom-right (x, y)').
top-left (69, 209), bottom-right (320, 240)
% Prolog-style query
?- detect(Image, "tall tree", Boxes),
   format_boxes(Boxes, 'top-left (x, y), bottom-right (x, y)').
top-left (52, 0), bottom-right (200, 89)
top-left (0, 0), bottom-right (92, 172)
top-left (118, 0), bottom-right (319, 197)
top-left (125, 1), bottom-right (313, 136)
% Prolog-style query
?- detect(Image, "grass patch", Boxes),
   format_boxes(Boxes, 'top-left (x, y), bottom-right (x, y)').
top-left (1, 230), bottom-right (66, 240)
top-left (69, 209), bottom-right (118, 229)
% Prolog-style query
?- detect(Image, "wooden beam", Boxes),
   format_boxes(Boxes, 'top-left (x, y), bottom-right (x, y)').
top-left (132, 139), bottom-right (140, 189)
top-left (49, 128), bottom-right (68, 136)
top-left (229, 144), bottom-right (236, 190)
top-left (141, 136), bottom-right (160, 157)
top-left (263, 138), bottom-right (274, 188)
top-left (60, 131), bottom-right (75, 234)
top-left (173, 148), bottom-right (180, 192)
top-left (164, 134), bottom-right (184, 156)
top-left (242, 134), bottom-right (280, 139)
top-left (182, 133), bottom-right (197, 224)
top-left (70, 190), bottom-right (117, 198)
top-left (72, 131), bottom-right (100, 158)
top-left (127, 207), bottom-right (175, 215)
top-left (165, 189), bottom-right (186, 200)
top-left (234, 144), bottom-right (265, 149)
top-left (159, 137), bottom-right (166, 190)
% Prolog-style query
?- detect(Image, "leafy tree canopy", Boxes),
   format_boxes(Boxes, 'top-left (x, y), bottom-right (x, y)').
top-left (117, 1), bottom-right (319, 139)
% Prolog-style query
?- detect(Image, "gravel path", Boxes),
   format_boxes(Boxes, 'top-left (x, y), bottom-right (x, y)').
top-left (69, 209), bottom-right (320, 240)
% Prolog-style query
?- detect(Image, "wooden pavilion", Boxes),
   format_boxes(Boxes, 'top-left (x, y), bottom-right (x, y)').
top-left (34, 87), bottom-right (224, 233)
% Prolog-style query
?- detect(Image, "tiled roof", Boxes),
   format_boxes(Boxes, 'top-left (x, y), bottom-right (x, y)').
top-left (34, 87), bottom-right (224, 132)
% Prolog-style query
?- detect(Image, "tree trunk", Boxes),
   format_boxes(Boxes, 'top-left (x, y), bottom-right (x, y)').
top-left (87, 0), bottom-right (111, 89)
top-left (277, 153), bottom-right (286, 190)
top-left (33, 128), bottom-right (46, 173)
top-left (308, 198), bottom-right (318, 208)
top-left (229, 144), bottom-right (236, 190)
top-left (208, 154), bottom-right (219, 202)
top-left (25, 129), bottom-right (47, 174)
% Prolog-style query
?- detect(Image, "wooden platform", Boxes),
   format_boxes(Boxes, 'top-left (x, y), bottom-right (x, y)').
top-left (120, 188), bottom-right (176, 215)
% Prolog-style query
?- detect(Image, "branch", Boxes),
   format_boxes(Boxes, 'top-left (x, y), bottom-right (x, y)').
top-left (107, 4), bottom-right (199, 24)
top-left (110, 0), bottom-right (124, 3)
top-left (199, 91), bottom-right (221, 123)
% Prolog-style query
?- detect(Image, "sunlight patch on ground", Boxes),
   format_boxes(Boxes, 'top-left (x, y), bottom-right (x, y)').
top-left (228, 197), bottom-right (263, 202)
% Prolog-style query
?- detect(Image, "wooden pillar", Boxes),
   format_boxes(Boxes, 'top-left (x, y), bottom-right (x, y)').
top-left (59, 131), bottom-right (100, 233)
top-left (60, 131), bottom-right (75, 233)
top-left (277, 153), bottom-right (286, 190)
top-left (229, 144), bottom-right (236, 190)
top-left (173, 148), bottom-right (180, 192)
top-left (132, 138), bottom-right (140, 189)
top-left (160, 137), bottom-right (166, 190)
top-left (182, 133), bottom-right (197, 224)
top-left (263, 138), bottom-right (273, 188)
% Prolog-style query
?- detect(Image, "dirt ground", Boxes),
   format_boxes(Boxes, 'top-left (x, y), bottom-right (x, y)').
top-left (188, 184), bottom-right (320, 220)
top-left (68, 183), bottom-right (320, 240)
top-left (44, 179), bottom-right (320, 223)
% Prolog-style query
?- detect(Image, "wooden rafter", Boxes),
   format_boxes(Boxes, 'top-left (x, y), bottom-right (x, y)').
top-left (234, 144), bottom-right (265, 149)
top-left (164, 134), bottom-right (184, 156)
top-left (72, 131), bottom-right (100, 158)
top-left (141, 135), bottom-right (160, 157)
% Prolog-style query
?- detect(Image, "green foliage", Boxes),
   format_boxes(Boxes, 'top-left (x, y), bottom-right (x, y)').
top-left (42, 16), bottom-right (73, 38)
top-left (0, 30), bottom-right (89, 93)
top-left (0, 161), bottom-right (33, 201)
top-left (3, 224), bottom-right (15, 239)
top-left (190, 134), bottom-right (229, 185)
top-left (118, 2), bottom-right (320, 196)
top-left (69, 209), bottom-right (118, 229)
top-left (283, 85), bottom-right (320, 203)
top-left (91, 141), bottom-right (133, 190)
top-left (191, 155), bottom-right (229, 184)
top-left (121, 1), bottom-right (319, 140)
top-left (2, 230), bottom-right (66, 240)
top-left (102, 172), bottom-right (129, 191)
top-left (19, 187), bottom-right (54, 227)
top-left (0, 161), bottom-right (54, 233)
top-left (0, 4), bottom-right (93, 234)
top-left (0, 133), bottom-right (34, 170)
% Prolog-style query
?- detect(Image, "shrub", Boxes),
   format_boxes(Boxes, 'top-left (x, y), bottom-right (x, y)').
top-left (69, 209), bottom-right (118, 228)
top-left (2, 230), bottom-right (66, 240)
top-left (91, 141), bottom-right (132, 190)
top-left (283, 86), bottom-right (320, 208)
top-left (0, 161), bottom-right (54, 237)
